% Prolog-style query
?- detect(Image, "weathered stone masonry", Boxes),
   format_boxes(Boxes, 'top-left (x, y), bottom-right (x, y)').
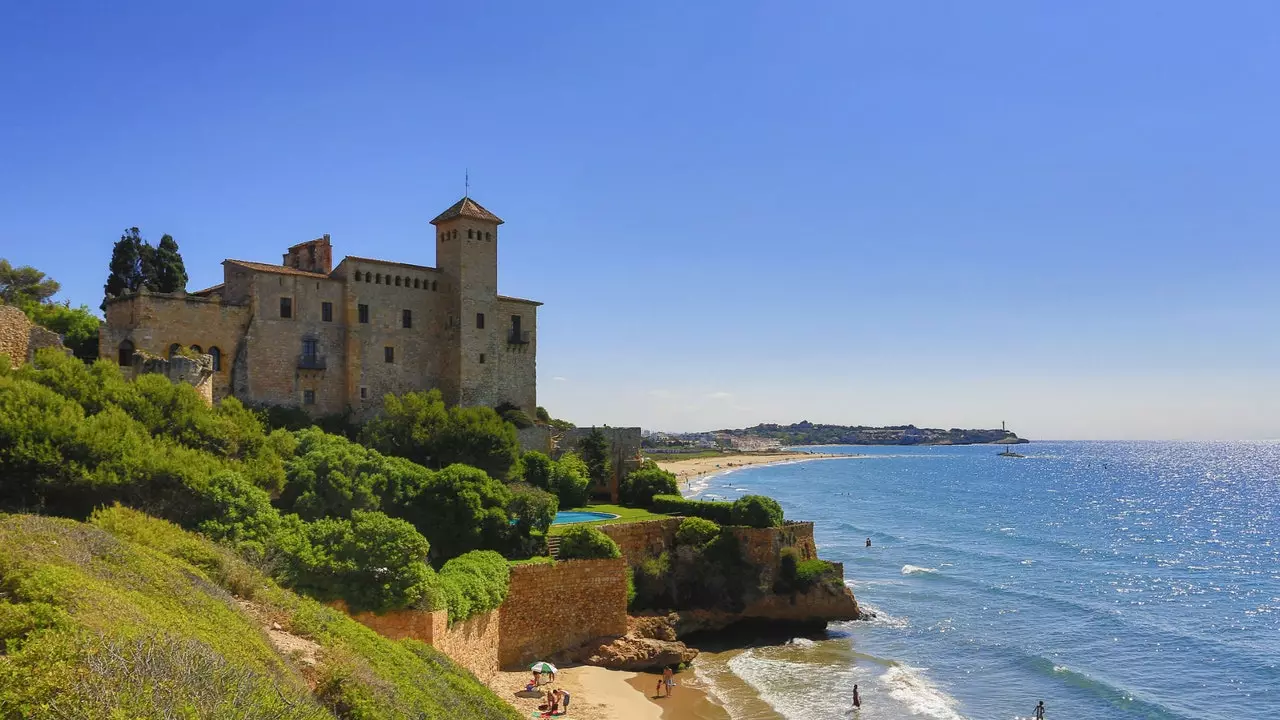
top-left (99, 196), bottom-right (540, 419)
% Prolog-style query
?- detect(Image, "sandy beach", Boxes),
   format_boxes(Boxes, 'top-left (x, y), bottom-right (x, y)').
top-left (486, 665), bottom-right (724, 720)
top-left (654, 451), bottom-right (856, 484)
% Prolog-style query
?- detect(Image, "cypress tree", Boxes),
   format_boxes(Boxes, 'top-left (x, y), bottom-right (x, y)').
top-left (102, 228), bottom-right (145, 309)
top-left (152, 234), bottom-right (188, 293)
top-left (139, 241), bottom-right (158, 291)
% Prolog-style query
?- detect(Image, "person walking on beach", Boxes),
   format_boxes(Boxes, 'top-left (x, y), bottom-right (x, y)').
top-left (657, 666), bottom-right (674, 697)
top-left (1033, 700), bottom-right (1045, 718)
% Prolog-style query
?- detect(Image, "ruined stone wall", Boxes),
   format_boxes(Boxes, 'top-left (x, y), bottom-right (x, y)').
top-left (730, 521), bottom-right (817, 589)
top-left (499, 558), bottom-right (629, 668)
top-left (0, 305), bottom-right (32, 368)
top-left (557, 427), bottom-right (644, 502)
top-left (600, 518), bottom-right (683, 565)
top-left (100, 292), bottom-right (250, 401)
top-left (431, 609), bottom-right (501, 681)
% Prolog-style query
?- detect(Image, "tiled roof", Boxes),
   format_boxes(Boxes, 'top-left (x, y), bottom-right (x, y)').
top-left (430, 197), bottom-right (504, 225)
top-left (223, 260), bottom-right (331, 278)
top-left (497, 295), bottom-right (543, 306)
top-left (342, 256), bottom-right (439, 272)
top-left (191, 283), bottom-right (225, 296)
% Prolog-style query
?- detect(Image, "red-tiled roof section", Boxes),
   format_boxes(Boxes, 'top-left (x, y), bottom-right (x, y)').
top-left (223, 260), bottom-right (331, 278)
top-left (430, 197), bottom-right (504, 225)
top-left (497, 295), bottom-right (543, 306)
top-left (191, 283), bottom-right (225, 296)
top-left (342, 256), bottom-right (439, 272)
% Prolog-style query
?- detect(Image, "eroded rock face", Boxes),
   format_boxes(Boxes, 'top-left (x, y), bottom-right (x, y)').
top-left (638, 581), bottom-right (862, 638)
top-left (552, 626), bottom-right (698, 672)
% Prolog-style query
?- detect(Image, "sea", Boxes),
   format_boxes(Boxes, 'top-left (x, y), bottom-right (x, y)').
top-left (681, 442), bottom-right (1280, 720)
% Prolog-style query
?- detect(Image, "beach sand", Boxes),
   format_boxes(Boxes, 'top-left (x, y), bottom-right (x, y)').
top-left (655, 451), bottom-right (854, 484)
top-left (487, 665), bottom-right (725, 720)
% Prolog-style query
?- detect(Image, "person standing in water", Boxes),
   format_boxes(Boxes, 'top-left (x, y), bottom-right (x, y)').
top-left (1033, 700), bottom-right (1045, 718)
top-left (865, 538), bottom-right (872, 548)
top-left (852, 684), bottom-right (861, 709)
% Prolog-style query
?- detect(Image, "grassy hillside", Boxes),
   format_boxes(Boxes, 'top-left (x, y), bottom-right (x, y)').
top-left (0, 506), bottom-right (520, 720)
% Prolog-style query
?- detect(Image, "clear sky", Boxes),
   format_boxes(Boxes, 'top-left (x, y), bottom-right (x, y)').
top-left (2, 2), bottom-right (1277, 440)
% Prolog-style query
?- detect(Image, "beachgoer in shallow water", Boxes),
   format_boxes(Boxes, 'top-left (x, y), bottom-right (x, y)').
top-left (663, 666), bottom-right (674, 696)
top-left (852, 683), bottom-right (861, 708)
top-left (865, 538), bottom-right (872, 547)
top-left (1033, 700), bottom-right (1045, 718)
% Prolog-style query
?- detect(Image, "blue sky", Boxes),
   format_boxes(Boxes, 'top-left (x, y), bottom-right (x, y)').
top-left (2, 2), bottom-right (1277, 440)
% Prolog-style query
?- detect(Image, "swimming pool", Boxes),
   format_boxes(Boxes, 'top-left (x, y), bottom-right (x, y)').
top-left (551, 510), bottom-right (619, 525)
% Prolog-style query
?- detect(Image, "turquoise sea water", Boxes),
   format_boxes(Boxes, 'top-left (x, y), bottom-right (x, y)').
top-left (684, 442), bottom-right (1280, 719)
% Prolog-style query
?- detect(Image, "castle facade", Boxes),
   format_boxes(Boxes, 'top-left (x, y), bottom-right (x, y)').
top-left (99, 197), bottom-right (539, 417)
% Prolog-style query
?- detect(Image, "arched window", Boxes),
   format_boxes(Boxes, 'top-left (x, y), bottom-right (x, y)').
top-left (486, 232), bottom-right (492, 241)
top-left (431, 280), bottom-right (438, 291)
top-left (117, 339), bottom-right (134, 366)
top-left (376, 273), bottom-right (382, 284)
top-left (395, 276), bottom-right (402, 286)
top-left (168, 343), bottom-right (181, 358)
top-left (208, 346), bottom-right (221, 371)
top-left (354, 270), bottom-right (363, 281)
top-left (413, 278), bottom-right (420, 289)
top-left (190, 345), bottom-right (202, 354)
top-left (365, 272), bottom-right (371, 283)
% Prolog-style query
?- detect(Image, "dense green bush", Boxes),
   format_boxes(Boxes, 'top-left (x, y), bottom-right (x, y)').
top-left (273, 510), bottom-right (436, 614)
top-left (507, 484), bottom-right (558, 535)
top-left (731, 495), bottom-right (785, 528)
top-left (650, 495), bottom-right (734, 524)
top-left (394, 463), bottom-right (513, 561)
top-left (521, 450), bottom-right (555, 490)
top-left (795, 559), bottom-right (836, 588)
top-left (436, 550), bottom-right (511, 623)
top-left (776, 547), bottom-right (836, 593)
top-left (675, 517), bottom-right (721, 546)
top-left (551, 451), bottom-right (592, 509)
top-left (620, 461), bottom-right (679, 507)
top-left (362, 389), bottom-right (521, 479)
top-left (556, 525), bottom-right (621, 560)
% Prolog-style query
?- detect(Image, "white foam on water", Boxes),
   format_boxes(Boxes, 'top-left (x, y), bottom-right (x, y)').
top-left (902, 564), bottom-right (940, 575)
top-left (725, 649), bottom-right (862, 720)
top-left (847, 601), bottom-right (911, 629)
top-left (881, 664), bottom-right (968, 720)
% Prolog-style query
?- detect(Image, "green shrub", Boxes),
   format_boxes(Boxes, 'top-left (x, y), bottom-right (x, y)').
top-left (273, 510), bottom-right (435, 614)
top-left (795, 559), bottom-right (835, 588)
top-left (650, 495), bottom-right (734, 524)
top-left (521, 450), bottom-right (555, 491)
top-left (620, 461), bottom-right (679, 507)
top-left (362, 389), bottom-right (521, 480)
top-left (731, 494), bottom-right (784, 528)
top-left (437, 550), bottom-right (511, 623)
top-left (551, 452), bottom-right (592, 509)
top-left (675, 517), bottom-right (721, 546)
top-left (556, 525), bottom-right (621, 560)
top-left (778, 546), bottom-right (800, 588)
top-left (507, 485), bottom-right (558, 535)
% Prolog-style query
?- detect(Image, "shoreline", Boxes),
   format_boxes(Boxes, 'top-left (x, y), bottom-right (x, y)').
top-left (653, 451), bottom-right (860, 485)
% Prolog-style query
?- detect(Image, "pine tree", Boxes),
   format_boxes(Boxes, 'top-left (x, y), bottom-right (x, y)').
top-left (103, 228), bottom-right (145, 309)
top-left (152, 234), bottom-right (188, 293)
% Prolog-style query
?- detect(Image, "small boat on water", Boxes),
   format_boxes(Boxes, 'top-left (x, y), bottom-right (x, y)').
top-left (998, 449), bottom-right (1026, 458)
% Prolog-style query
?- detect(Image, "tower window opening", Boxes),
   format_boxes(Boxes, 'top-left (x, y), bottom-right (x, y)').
top-left (476, 313), bottom-right (485, 329)
top-left (395, 276), bottom-right (402, 286)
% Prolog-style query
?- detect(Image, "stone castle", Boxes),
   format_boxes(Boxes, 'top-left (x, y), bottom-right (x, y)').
top-left (99, 196), bottom-right (539, 417)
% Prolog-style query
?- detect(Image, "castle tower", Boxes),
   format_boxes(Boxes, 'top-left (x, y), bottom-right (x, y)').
top-left (431, 196), bottom-right (503, 407)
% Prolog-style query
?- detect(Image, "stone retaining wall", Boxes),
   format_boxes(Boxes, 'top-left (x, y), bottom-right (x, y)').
top-left (600, 518), bottom-right (682, 564)
top-left (337, 604), bottom-right (501, 680)
top-left (498, 558), bottom-right (628, 668)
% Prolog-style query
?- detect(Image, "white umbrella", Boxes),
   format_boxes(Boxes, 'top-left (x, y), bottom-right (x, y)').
top-left (529, 661), bottom-right (557, 674)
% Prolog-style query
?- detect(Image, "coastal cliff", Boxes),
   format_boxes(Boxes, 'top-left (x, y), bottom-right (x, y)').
top-left (722, 422), bottom-right (1029, 446)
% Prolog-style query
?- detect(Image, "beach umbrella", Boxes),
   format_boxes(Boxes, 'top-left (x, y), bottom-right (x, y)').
top-left (529, 661), bottom-right (557, 674)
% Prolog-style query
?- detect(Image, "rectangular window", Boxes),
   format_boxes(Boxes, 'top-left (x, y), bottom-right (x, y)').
top-left (303, 389), bottom-right (315, 405)
top-left (279, 297), bottom-right (292, 318)
top-left (302, 339), bottom-right (318, 356)
top-left (402, 309), bottom-right (412, 329)
top-left (358, 304), bottom-right (369, 323)
top-left (321, 302), bottom-right (333, 322)
top-left (384, 346), bottom-right (394, 363)
top-left (479, 353), bottom-right (485, 364)
top-left (476, 313), bottom-right (485, 329)
top-left (360, 386), bottom-right (368, 399)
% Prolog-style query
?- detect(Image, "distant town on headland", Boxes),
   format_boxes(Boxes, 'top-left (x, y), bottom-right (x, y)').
top-left (645, 422), bottom-right (1028, 451)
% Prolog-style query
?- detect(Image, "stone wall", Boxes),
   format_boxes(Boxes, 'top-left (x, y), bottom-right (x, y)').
top-left (336, 605), bottom-right (501, 681)
top-left (498, 558), bottom-right (629, 668)
top-left (730, 521), bottom-right (817, 589)
top-left (131, 352), bottom-right (215, 405)
top-left (600, 518), bottom-right (683, 564)
top-left (556, 427), bottom-right (644, 502)
top-left (0, 305), bottom-right (32, 368)
top-left (517, 425), bottom-right (553, 454)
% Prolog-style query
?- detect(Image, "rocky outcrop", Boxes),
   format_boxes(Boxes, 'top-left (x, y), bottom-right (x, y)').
top-left (641, 580), bottom-right (861, 638)
top-left (550, 614), bottom-right (697, 672)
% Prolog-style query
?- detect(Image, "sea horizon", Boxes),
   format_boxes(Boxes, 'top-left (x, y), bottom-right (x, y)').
top-left (681, 441), bottom-right (1278, 719)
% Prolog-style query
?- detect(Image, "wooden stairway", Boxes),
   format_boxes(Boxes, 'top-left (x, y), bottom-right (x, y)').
top-left (545, 535), bottom-right (562, 560)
